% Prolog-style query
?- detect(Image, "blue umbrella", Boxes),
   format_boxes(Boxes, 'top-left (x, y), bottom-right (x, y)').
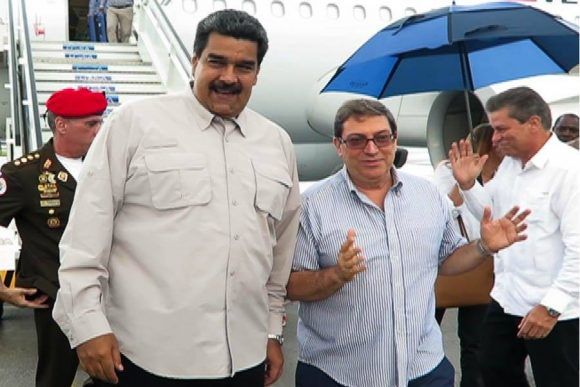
top-left (323, 1), bottom-right (579, 130)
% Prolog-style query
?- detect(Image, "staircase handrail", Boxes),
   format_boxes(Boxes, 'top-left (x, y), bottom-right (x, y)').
top-left (6, 0), bottom-right (23, 158)
top-left (15, 0), bottom-right (42, 152)
top-left (136, 0), bottom-right (191, 91)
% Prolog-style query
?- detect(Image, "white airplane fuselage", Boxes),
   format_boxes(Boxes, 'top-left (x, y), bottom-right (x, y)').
top-left (20, 0), bottom-right (580, 179)
top-left (159, 0), bottom-right (579, 178)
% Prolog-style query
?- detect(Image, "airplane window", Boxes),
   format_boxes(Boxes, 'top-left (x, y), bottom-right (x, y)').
top-left (213, 0), bottom-right (226, 10)
top-left (404, 7), bottom-right (417, 16)
top-left (379, 6), bottom-right (391, 21)
top-left (353, 5), bottom-right (366, 20)
top-left (299, 2), bottom-right (313, 18)
top-left (181, 0), bottom-right (197, 13)
top-left (327, 4), bottom-right (339, 19)
top-left (242, 0), bottom-right (256, 15)
top-left (271, 1), bottom-right (285, 17)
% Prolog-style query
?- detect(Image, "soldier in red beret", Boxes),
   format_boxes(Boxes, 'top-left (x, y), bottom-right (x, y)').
top-left (0, 87), bottom-right (107, 387)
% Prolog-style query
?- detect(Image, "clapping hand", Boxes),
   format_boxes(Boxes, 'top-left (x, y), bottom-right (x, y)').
top-left (335, 229), bottom-right (366, 283)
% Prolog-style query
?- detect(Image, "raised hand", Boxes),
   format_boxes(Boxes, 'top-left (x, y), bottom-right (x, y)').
top-left (480, 206), bottom-right (530, 253)
top-left (335, 229), bottom-right (366, 283)
top-left (449, 139), bottom-right (488, 190)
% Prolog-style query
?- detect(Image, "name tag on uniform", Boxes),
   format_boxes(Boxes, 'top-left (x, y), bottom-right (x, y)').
top-left (40, 199), bottom-right (61, 208)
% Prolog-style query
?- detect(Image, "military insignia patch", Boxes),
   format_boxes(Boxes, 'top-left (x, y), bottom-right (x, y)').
top-left (57, 171), bottom-right (68, 183)
top-left (43, 159), bottom-right (52, 169)
top-left (47, 217), bottom-right (60, 228)
top-left (0, 177), bottom-right (6, 196)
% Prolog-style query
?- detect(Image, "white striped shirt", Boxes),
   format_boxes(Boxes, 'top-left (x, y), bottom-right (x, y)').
top-left (293, 167), bottom-right (465, 387)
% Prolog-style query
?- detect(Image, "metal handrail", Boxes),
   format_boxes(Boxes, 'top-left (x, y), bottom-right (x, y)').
top-left (137, 0), bottom-right (191, 90)
top-left (7, 0), bottom-right (22, 158)
top-left (147, 0), bottom-right (191, 74)
top-left (18, 0), bottom-right (42, 152)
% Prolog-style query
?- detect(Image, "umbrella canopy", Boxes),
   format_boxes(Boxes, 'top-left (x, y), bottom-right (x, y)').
top-left (323, 2), bottom-right (579, 99)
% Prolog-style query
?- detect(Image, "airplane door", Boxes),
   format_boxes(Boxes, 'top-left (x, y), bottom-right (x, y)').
top-left (426, 91), bottom-right (485, 166)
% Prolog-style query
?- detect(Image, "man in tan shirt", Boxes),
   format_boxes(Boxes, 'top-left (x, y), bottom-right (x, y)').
top-left (53, 10), bottom-right (300, 386)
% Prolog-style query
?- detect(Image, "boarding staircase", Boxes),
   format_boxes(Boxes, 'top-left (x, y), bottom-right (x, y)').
top-left (4, 0), bottom-right (191, 156)
top-left (31, 41), bottom-right (166, 143)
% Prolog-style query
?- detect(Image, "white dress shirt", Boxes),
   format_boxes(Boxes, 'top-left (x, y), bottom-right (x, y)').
top-left (461, 135), bottom-right (580, 319)
top-left (53, 89), bottom-right (301, 378)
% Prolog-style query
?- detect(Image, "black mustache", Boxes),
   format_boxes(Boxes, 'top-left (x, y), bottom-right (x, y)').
top-left (210, 81), bottom-right (242, 94)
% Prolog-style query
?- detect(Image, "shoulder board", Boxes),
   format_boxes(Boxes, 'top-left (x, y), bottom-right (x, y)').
top-left (11, 152), bottom-right (42, 167)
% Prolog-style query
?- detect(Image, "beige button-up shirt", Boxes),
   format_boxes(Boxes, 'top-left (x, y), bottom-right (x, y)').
top-left (53, 89), bottom-right (301, 378)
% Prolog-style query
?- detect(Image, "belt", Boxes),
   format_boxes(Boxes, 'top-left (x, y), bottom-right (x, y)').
top-left (111, 4), bottom-right (132, 9)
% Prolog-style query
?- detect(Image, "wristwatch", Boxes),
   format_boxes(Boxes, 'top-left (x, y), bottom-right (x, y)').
top-left (545, 307), bottom-right (561, 318)
top-left (268, 334), bottom-right (284, 345)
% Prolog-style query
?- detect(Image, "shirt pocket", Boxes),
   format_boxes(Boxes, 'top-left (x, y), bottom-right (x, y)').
top-left (253, 164), bottom-right (292, 221)
top-left (144, 152), bottom-right (211, 210)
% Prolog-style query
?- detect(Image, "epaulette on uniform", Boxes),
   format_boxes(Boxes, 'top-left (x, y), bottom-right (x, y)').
top-left (11, 152), bottom-right (41, 167)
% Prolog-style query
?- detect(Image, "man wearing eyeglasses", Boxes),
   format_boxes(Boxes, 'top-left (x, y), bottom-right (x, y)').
top-left (0, 87), bottom-right (106, 387)
top-left (287, 99), bottom-right (530, 387)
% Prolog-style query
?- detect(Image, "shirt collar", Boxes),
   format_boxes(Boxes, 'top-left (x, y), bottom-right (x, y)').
top-left (339, 165), bottom-right (404, 195)
top-left (186, 85), bottom-right (248, 137)
top-left (523, 133), bottom-right (558, 171)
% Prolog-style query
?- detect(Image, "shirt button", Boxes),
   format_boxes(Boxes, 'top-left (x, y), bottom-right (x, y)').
top-left (233, 234), bottom-right (240, 241)
top-left (232, 200), bottom-right (238, 206)
top-left (230, 271), bottom-right (235, 277)
top-left (229, 168), bottom-right (235, 174)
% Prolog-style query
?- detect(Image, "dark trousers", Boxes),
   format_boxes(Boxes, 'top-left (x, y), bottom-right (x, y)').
top-left (408, 357), bottom-right (454, 387)
top-left (34, 306), bottom-right (79, 387)
top-left (436, 304), bottom-right (487, 387)
top-left (296, 358), bottom-right (454, 387)
top-left (95, 356), bottom-right (265, 387)
top-left (480, 299), bottom-right (579, 387)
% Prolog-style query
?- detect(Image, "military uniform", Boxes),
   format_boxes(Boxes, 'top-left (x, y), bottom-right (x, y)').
top-left (0, 139), bottom-right (79, 387)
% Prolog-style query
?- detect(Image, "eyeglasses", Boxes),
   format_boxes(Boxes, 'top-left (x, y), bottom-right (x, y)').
top-left (339, 131), bottom-right (396, 150)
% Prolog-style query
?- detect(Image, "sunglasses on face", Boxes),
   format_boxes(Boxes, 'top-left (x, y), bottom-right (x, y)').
top-left (338, 131), bottom-right (396, 150)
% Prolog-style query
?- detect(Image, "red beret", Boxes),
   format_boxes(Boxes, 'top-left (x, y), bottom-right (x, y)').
top-left (46, 87), bottom-right (107, 118)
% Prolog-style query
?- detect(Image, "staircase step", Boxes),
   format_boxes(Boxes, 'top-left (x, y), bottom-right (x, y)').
top-left (31, 42), bottom-right (139, 53)
top-left (33, 62), bottom-right (156, 73)
top-left (36, 81), bottom-right (166, 94)
top-left (33, 51), bottom-right (142, 62)
top-left (35, 71), bottom-right (161, 83)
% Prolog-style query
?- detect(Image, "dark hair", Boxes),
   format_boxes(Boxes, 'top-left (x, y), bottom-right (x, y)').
top-left (193, 9), bottom-right (269, 65)
top-left (485, 86), bottom-right (551, 130)
top-left (334, 99), bottom-right (397, 138)
top-left (471, 123), bottom-right (494, 157)
top-left (553, 113), bottom-right (579, 129)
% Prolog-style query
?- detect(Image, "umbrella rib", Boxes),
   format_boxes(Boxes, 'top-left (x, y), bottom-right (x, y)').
top-left (377, 57), bottom-right (403, 99)
top-left (528, 36), bottom-right (572, 72)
